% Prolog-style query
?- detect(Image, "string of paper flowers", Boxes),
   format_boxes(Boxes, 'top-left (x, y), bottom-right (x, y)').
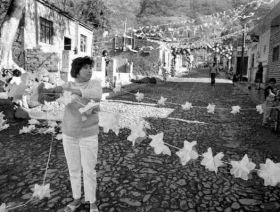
top-left (0, 86), bottom-right (279, 211)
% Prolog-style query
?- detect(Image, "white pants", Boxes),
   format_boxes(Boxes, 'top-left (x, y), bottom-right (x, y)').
top-left (63, 134), bottom-right (98, 203)
top-left (263, 100), bottom-right (274, 124)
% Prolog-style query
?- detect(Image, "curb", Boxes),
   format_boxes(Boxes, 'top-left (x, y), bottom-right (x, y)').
top-left (104, 84), bottom-right (147, 99)
top-left (235, 82), bottom-right (264, 104)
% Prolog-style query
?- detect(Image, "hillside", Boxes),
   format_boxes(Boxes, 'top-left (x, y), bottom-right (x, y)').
top-left (103, 0), bottom-right (252, 28)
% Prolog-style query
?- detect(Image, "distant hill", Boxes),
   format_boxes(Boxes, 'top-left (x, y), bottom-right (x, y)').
top-left (103, 0), bottom-right (252, 28)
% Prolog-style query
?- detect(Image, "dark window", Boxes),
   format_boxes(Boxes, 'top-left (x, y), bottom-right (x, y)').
top-left (40, 17), bottom-right (53, 44)
top-left (251, 54), bottom-right (254, 68)
top-left (80, 34), bottom-right (87, 52)
top-left (272, 45), bottom-right (279, 62)
top-left (64, 37), bottom-right (71, 50)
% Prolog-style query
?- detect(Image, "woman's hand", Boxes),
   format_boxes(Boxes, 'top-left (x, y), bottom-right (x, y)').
top-left (68, 88), bottom-right (82, 96)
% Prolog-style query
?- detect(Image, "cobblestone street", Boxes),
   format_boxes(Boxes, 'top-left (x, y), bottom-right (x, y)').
top-left (1, 70), bottom-right (280, 212)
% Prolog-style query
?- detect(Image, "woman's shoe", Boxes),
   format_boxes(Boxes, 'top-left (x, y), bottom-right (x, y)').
top-left (90, 203), bottom-right (99, 212)
top-left (64, 201), bottom-right (81, 212)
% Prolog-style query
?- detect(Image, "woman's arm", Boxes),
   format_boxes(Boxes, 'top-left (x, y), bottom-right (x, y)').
top-left (77, 81), bottom-right (102, 101)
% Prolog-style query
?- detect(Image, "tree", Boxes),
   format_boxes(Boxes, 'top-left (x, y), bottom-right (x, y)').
top-left (0, 0), bottom-right (25, 79)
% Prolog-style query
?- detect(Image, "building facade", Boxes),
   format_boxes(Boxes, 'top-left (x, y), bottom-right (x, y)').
top-left (247, 0), bottom-right (280, 85)
top-left (1, 0), bottom-right (94, 83)
top-left (267, 15), bottom-right (280, 83)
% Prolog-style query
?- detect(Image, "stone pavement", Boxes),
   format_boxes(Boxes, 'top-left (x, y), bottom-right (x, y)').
top-left (1, 70), bottom-right (280, 212)
top-left (235, 82), bottom-right (265, 105)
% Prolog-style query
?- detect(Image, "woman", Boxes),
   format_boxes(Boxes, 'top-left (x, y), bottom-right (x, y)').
top-left (255, 62), bottom-right (263, 90)
top-left (41, 57), bottom-right (101, 212)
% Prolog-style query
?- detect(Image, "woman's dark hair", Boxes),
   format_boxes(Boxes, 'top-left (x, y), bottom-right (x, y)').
top-left (70, 56), bottom-right (94, 78)
top-left (268, 78), bottom-right (276, 83)
top-left (102, 50), bottom-right (108, 57)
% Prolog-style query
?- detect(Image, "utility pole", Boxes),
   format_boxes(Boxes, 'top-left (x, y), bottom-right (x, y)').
top-left (240, 25), bottom-right (245, 81)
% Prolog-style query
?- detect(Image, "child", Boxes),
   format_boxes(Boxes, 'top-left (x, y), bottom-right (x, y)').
top-left (45, 57), bottom-right (102, 212)
top-left (262, 78), bottom-right (277, 126)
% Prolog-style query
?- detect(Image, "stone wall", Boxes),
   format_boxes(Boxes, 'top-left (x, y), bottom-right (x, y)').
top-left (25, 48), bottom-right (60, 73)
top-left (107, 38), bottom-right (160, 76)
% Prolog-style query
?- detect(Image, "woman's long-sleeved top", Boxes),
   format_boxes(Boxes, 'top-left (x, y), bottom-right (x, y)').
top-left (62, 79), bottom-right (102, 138)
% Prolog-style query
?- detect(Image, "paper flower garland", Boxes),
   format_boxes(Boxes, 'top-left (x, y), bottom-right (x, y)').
top-left (256, 104), bottom-right (264, 114)
top-left (231, 106), bottom-right (241, 115)
top-left (149, 132), bottom-right (171, 156)
top-left (201, 147), bottom-right (224, 173)
top-left (182, 102), bottom-right (193, 110)
top-left (99, 112), bottom-right (120, 135)
top-left (0, 112), bottom-right (9, 132)
top-left (230, 154), bottom-right (256, 180)
top-left (32, 184), bottom-right (51, 200)
top-left (207, 104), bottom-right (215, 114)
top-left (0, 203), bottom-right (6, 212)
top-left (127, 120), bottom-right (147, 146)
top-left (158, 96), bottom-right (167, 106)
top-left (19, 125), bottom-right (36, 134)
top-left (176, 140), bottom-right (199, 165)
top-left (135, 91), bottom-right (144, 102)
top-left (258, 159), bottom-right (280, 186)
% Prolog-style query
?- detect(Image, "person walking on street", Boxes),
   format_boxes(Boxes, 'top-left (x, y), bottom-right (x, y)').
top-left (255, 62), bottom-right (263, 90)
top-left (209, 62), bottom-right (218, 86)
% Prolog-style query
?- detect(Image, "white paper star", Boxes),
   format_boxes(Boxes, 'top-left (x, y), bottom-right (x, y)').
top-left (256, 104), bottom-right (264, 114)
top-left (135, 91), bottom-right (144, 102)
top-left (201, 147), bottom-right (224, 173)
top-left (149, 132), bottom-right (171, 156)
top-left (0, 203), bottom-right (6, 212)
top-left (182, 102), bottom-right (193, 110)
top-left (158, 96), bottom-right (167, 106)
top-left (231, 106), bottom-right (241, 115)
top-left (207, 104), bottom-right (215, 114)
top-left (258, 159), bottom-right (280, 186)
top-left (55, 134), bottom-right (63, 141)
top-left (32, 184), bottom-right (51, 200)
top-left (127, 120), bottom-right (147, 146)
top-left (57, 91), bottom-right (72, 105)
top-left (0, 92), bottom-right (8, 99)
top-left (113, 85), bottom-right (121, 93)
top-left (42, 127), bottom-right (55, 134)
top-left (176, 140), bottom-right (199, 165)
top-left (99, 112), bottom-right (120, 136)
top-left (10, 76), bottom-right (22, 85)
top-left (230, 154), bottom-right (256, 180)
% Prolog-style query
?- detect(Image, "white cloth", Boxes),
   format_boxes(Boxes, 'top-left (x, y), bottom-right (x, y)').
top-left (62, 134), bottom-right (98, 203)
